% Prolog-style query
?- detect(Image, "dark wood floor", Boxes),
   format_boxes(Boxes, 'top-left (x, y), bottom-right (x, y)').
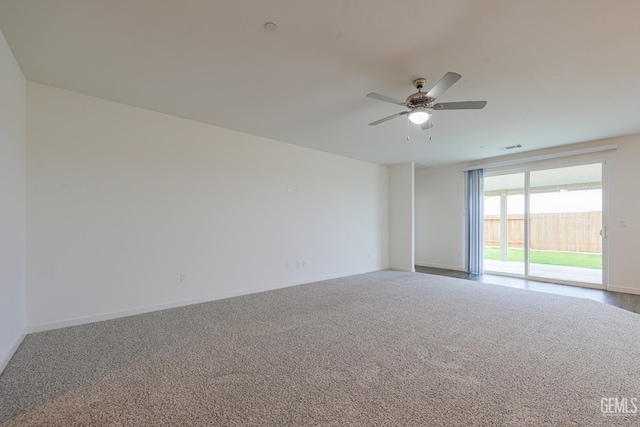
top-left (415, 265), bottom-right (640, 315)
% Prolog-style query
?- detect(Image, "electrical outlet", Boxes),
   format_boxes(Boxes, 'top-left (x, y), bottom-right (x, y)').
top-left (620, 220), bottom-right (629, 228)
top-left (179, 273), bottom-right (187, 283)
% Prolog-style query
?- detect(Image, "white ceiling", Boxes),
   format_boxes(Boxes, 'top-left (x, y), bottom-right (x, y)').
top-left (1, 0), bottom-right (639, 166)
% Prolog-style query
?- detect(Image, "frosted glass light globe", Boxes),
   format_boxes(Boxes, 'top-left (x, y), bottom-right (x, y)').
top-left (409, 110), bottom-right (430, 124)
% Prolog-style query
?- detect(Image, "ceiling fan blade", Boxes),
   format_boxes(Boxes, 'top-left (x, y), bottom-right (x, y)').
top-left (368, 111), bottom-right (409, 126)
top-left (432, 101), bottom-right (487, 110)
top-left (366, 92), bottom-right (407, 106)
top-left (425, 72), bottom-right (462, 100)
top-left (421, 119), bottom-right (433, 131)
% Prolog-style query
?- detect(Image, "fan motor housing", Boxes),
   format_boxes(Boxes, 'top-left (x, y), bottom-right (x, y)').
top-left (406, 92), bottom-right (434, 108)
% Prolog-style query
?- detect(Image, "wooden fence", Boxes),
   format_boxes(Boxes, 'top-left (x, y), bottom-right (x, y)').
top-left (484, 212), bottom-right (602, 253)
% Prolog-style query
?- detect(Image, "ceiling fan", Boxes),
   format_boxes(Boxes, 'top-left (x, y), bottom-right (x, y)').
top-left (366, 72), bottom-right (486, 131)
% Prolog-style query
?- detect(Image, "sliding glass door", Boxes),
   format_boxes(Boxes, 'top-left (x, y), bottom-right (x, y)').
top-left (483, 162), bottom-right (605, 288)
top-left (528, 164), bottom-right (603, 285)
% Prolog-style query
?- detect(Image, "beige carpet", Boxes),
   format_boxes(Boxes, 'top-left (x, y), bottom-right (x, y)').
top-left (1, 271), bottom-right (640, 426)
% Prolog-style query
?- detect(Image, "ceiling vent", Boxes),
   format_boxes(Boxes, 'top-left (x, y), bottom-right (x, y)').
top-left (498, 144), bottom-right (523, 151)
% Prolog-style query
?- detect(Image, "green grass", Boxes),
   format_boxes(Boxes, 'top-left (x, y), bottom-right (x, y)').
top-left (484, 247), bottom-right (602, 269)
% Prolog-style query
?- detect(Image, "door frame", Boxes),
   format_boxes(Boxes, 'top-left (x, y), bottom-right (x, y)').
top-left (483, 158), bottom-right (609, 290)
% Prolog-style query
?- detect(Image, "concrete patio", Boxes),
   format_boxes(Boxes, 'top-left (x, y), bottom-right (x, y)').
top-left (484, 259), bottom-right (602, 285)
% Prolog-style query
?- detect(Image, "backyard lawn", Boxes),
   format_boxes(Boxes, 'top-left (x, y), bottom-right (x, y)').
top-left (484, 247), bottom-right (602, 269)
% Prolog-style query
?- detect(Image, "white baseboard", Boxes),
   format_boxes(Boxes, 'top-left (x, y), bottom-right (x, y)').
top-left (0, 328), bottom-right (26, 374)
top-left (27, 267), bottom-right (384, 333)
top-left (415, 262), bottom-right (466, 272)
top-left (608, 285), bottom-right (640, 296)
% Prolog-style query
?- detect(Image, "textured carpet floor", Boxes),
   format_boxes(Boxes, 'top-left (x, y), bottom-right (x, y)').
top-left (1, 271), bottom-right (640, 426)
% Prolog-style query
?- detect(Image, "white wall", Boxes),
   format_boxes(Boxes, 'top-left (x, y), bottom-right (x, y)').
top-left (415, 166), bottom-right (466, 271)
top-left (602, 138), bottom-right (640, 294)
top-left (388, 163), bottom-right (414, 271)
top-left (0, 29), bottom-right (26, 371)
top-left (26, 83), bottom-right (389, 331)
top-left (415, 136), bottom-right (640, 294)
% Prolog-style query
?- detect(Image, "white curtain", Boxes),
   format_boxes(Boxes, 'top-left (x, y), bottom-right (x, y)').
top-left (467, 169), bottom-right (484, 274)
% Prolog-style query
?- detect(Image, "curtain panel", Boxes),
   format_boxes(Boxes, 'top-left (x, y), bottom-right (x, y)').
top-left (467, 169), bottom-right (484, 274)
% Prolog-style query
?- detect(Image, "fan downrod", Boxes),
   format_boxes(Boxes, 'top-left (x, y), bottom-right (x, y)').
top-left (413, 78), bottom-right (426, 90)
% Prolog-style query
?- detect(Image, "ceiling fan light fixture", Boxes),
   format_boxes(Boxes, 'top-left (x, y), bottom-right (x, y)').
top-left (409, 109), bottom-right (430, 125)
top-left (366, 72), bottom-right (486, 128)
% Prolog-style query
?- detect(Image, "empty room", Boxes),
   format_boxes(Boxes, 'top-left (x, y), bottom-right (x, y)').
top-left (2, 1), bottom-right (640, 425)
